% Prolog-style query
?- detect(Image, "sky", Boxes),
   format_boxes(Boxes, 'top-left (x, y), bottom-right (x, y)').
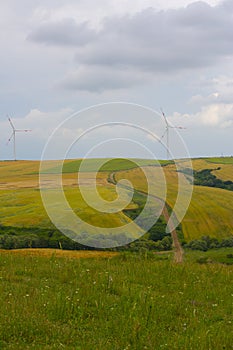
top-left (0, 0), bottom-right (232, 160)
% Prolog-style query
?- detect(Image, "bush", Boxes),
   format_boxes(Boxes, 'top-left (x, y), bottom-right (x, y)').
top-left (185, 236), bottom-right (233, 251)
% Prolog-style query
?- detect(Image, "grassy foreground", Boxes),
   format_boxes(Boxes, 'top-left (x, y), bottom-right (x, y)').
top-left (0, 250), bottom-right (233, 349)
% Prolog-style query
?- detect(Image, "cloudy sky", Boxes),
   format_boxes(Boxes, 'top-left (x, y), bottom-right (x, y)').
top-left (0, 0), bottom-right (232, 160)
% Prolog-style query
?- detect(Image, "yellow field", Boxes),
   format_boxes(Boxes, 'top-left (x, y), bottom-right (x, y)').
top-left (0, 158), bottom-right (233, 241)
top-left (0, 160), bottom-right (135, 231)
top-left (181, 158), bottom-right (233, 181)
top-left (0, 248), bottom-right (118, 259)
top-left (116, 159), bottom-right (233, 240)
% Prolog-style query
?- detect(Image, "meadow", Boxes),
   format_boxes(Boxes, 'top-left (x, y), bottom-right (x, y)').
top-left (0, 250), bottom-right (233, 349)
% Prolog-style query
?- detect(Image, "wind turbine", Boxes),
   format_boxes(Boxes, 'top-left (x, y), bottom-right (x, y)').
top-left (7, 116), bottom-right (31, 161)
top-left (160, 109), bottom-right (185, 160)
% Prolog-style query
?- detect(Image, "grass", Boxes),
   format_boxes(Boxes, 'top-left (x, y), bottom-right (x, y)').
top-left (185, 248), bottom-right (233, 265)
top-left (206, 157), bottom-right (233, 165)
top-left (0, 250), bottom-right (233, 349)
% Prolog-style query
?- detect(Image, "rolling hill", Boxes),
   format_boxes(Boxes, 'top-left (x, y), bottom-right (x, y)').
top-left (0, 157), bottom-right (232, 243)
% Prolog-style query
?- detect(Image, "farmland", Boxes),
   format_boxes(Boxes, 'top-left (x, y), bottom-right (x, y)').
top-left (115, 158), bottom-right (233, 241)
top-left (0, 157), bottom-right (233, 242)
top-left (1, 157), bottom-right (233, 349)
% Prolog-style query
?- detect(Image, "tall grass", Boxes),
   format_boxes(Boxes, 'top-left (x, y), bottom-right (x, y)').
top-left (0, 251), bottom-right (233, 349)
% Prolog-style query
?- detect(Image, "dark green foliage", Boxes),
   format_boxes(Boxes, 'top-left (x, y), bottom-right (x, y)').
top-left (0, 225), bottom-right (85, 250)
top-left (123, 236), bottom-right (173, 252)
top-left (185, 236), bottom-right (233, 252)
top-left (123, 194), bottom-right (173, 251)
top-left (183, 167), bottom-right (233, 191)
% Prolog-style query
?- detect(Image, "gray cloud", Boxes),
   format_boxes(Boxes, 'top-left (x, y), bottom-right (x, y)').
top-left (60, 65), bottom-right (152, 92)
top-left (29, 3), bottom-right (233, 59)
top-left (28, 18), bottom-right (97, 46)
top-left (1, 0), bottom-right (233, 160)
top-left (83, 2), bottom-right (233, 67)
top-left (27, 1), bottom-right (233, 91)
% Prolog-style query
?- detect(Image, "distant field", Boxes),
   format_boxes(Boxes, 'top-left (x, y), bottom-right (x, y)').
top-left (0, 157), bottom-right (233, 242)
top-left (0, 160), bottom-right (137, 230)
top-left (0, 186), bottom-right (137, 231)
top-left (41, 158), bottom-right (171, 174)
top-left (116, 158), bottom-right (233, 241)
top-left (206, 157), bottom-right (233, 164)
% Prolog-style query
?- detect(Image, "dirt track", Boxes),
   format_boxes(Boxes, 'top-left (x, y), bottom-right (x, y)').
top-left (162, 206), bottom-right (184, 263)
top-left (109, 172), bottom-right (184, 263)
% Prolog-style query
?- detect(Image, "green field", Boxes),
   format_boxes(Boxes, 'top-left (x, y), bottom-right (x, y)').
top-left (40, 158), bottom-right (171, 174)
top-left (206, 157), bottom-right (233, 165)
top-left (0, 250), bottom-right (233, 349)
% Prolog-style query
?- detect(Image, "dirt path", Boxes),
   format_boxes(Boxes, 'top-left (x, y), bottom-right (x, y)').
top-left (108, 171), bottom-right (184, 263)
top-left (162, 206), bottom-right (184, 263)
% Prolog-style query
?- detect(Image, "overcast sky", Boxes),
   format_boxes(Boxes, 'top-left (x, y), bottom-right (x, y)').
top-left (0, 0), bottom-right (232, 160)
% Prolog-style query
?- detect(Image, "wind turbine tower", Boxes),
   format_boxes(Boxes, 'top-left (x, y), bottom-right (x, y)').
top-left (7, 116), bottom-right (31, 161)
top-left (160, 109), bottom-right (185, 160)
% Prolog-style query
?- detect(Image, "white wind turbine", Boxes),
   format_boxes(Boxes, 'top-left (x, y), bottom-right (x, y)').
top-left (7, 116), bottom-right (31, 161)
top-left (160, 109), bottom-right (186, 160)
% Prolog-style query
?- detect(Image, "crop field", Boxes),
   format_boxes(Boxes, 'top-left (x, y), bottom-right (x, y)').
top-left (185, 158), bottom-right (233, 182)
top-left (0, 250), bottom-right (233, 349)
top-left (0, 182), bottom-right (136, 231)
top-left (0, 157), bottom-right (233, 242)
top-left (116, 158), bottom-right (233, 241)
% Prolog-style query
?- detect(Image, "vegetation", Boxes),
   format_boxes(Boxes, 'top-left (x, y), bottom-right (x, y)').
top-left (0, 158), bottom-right (233, 348)
top-left (192, 168), bottom-right (233, 191)
top-left (185, 248), bottom-right (233, 265)
top-left (0, 251), bottom-right (232, 349)
top-left (184, 235), bottom-right (233, 252)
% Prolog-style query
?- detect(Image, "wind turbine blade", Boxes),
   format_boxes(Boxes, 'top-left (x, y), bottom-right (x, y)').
top-left (15, 129), bottom-right (32, 132)
top-left (6, 132), bottom-right (14, 145)
top-left (160, 129), bottom-right (167, 141)
top-left (160, 108), bottom-right (169, 126)
top-left (171, 126), bottom-right (186, 130)
top-left (7, 116), bottom-right (15, 130)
